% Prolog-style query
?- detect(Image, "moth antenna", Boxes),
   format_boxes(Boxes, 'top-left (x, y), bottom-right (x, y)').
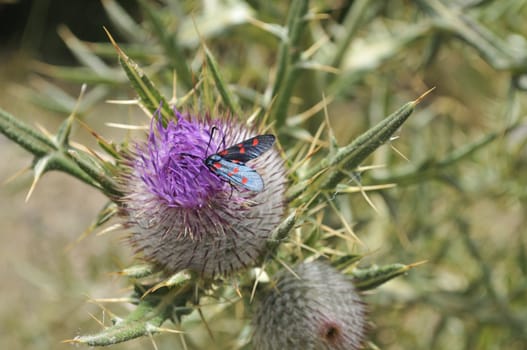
top-left (205, 126), bottom-right (218, 156)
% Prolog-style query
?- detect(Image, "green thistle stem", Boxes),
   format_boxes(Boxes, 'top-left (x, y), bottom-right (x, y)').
top-left (271, 0), bottom-right (309, 129)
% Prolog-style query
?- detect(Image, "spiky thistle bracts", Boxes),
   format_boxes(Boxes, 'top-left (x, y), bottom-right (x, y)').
top-left (252, 261), bottom-right (367, 350)
top-left (118, 109), bottom-right (286, 278)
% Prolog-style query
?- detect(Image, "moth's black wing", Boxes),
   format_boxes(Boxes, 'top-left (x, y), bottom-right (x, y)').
top-left (217, 134), bottom-right (275, 163)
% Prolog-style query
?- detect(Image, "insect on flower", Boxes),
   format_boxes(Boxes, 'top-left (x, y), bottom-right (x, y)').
top-left (121, 111), bottom-right (286, 277)
top-left (204, 128), bottom-right (276, 192)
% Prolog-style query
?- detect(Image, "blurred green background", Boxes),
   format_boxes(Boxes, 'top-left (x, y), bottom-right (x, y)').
top-left (1, 0), bottom-right (526, 349)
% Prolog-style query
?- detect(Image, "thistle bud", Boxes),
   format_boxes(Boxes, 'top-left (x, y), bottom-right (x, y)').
top-left (118, 109), bottom-right (286, 278)
top-left (252, 261), bottom-right (367, 350)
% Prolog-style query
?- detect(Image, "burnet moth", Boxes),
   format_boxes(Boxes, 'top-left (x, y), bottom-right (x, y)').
top-left (204, 131), bottom-right (275, 192)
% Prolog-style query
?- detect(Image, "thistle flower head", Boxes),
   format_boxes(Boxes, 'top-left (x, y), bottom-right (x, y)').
top-left (118, 109), bottom-right (286, 278)
top-left (252, 261), bottom-right (367, 350)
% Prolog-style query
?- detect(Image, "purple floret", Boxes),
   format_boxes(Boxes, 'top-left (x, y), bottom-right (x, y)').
top-left (136, 113), bottom-right (224, 208)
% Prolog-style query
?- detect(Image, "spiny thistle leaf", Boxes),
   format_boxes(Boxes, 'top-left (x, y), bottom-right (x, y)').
top-left (287, 88), bottom-right (435, 203)
top-left (31, 152), bottom-right (102, 197)
top-left (333, 254), bottom-right (363, 271)
top-left (0, 107), bottom-right (55, 156)
top-left (103, 27), bottom-right (173, 122)
top-left (119, 264), bottom-right (156, 279)
top-left (76, 118), bottom-right (123, 160)
top-left (67, 149), bottom-right (121, 197)
top-left (203, 44), bottom-right (242, 116)
top-left (70, 284), bottom-right (191, 346)
top-left (266, 210), bottom-right (298, 252)
top-left (352, 261), bottom-right (426, 291)
top-left (0, 107), bottom-right (103, 191)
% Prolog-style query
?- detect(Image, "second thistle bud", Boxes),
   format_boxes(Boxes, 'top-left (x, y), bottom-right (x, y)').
top-left (252, 261), bottom-right (367, 350)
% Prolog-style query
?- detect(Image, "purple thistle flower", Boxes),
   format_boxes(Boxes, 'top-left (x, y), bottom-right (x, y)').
top-left (252, 261), bottom-right (367, 350)
top-left (118, 109), bottom-right (286, 277)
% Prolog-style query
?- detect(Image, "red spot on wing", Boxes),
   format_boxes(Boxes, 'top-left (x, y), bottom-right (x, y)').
top-left (241, 177), bottom-right (248, 184)
top-left (252, 138), bottom-right (259, 146)
top-left (219, 150), bottom-right (228, 156)
top-left (227, 167), bottom-right (239, 177)
top-left (239, 147), bottom-right (246, 154)
top-left (213, 162), bottom-right (222, 169)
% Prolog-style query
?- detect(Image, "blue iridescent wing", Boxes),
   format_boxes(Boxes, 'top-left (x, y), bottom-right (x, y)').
top-left (217, 134), bottom-right (275, 163)
top-left (206, 155), bottom-right (264, 192)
